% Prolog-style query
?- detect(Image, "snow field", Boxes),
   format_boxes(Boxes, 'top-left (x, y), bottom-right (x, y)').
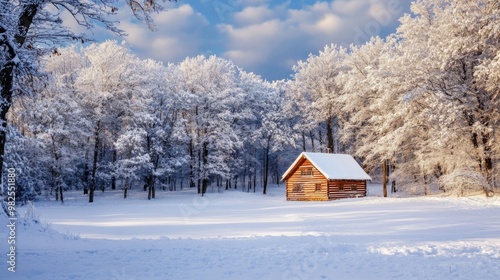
top-left (1, 184), bottom-right (500, 280)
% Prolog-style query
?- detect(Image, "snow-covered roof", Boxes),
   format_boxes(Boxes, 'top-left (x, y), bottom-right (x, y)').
top-left (282, 152), bottom-right (372, 181)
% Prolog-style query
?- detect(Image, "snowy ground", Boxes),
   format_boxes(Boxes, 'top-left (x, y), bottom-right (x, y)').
top-left (1, 184), bottom-right (500, 280)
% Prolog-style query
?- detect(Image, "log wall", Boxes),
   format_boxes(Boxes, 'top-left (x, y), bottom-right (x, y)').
top-left (327, 180), bottom-right (366, 200)
top-left (286, 159), bottom-right (329, 201)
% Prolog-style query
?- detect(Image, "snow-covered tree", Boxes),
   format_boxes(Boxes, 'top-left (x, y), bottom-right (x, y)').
top-left (290, 44), bottom-right (348, 153)
top-left (0, 0), bottom-right (180, 207)
top-left (76, 40), bottom-right (151, 202)
top-left (383, 0), bottom-right (499, 193)
top-left (6, 46), bottom-right (89, 201)
top-left (176, 55), bottom-right (251, 195)
top-left (337, 0), bottom-right (499, 194)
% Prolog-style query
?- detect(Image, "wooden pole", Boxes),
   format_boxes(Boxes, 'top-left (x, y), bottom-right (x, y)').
top-left (382, 159), bottom-right (387, 197)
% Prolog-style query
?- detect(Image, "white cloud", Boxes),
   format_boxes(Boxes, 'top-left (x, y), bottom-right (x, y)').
top-left (108, 4), bottom-right (210, 63)
top-left (331, 0), bottom-right (368, 16)
top-left (233, 6), bottom-right (276, 25)
top-left (218, 0), bottom-right (410, 80)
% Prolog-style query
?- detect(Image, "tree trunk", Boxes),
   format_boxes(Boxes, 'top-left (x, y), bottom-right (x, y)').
top-left (197, 148), bottom-right (201, 194)
top-left (310, 130), bottom-right (315, 152)
top-left (254, 149), bottom-right (257, 193)
top-left (201, 141), bottom-right (209, 196)
top-left (146, 173), bottom-right (155, 200)
top-left (123, 178), bottom-right (129, 199)
top-left (54, 149), bottom-right (64, 204)
top-left (189, 138), bottom-right (195, 188)
top-left (467, 113), bottom-right (494, 190)
top-left (326, 117), bottom-right (334, 153)
top-left (481, 130), bottom-right (494, 190)
top-left (59, 184), bottom-right (64, 204)
top-left (83, 144), bottom-right (90, 195)
top-left (111, 149), bottom-right (117, 190)
top-left (55, 182), bottom-right (59, 201)
top-left (382, 159), bottom-right (387, 197)
top-left (0, 5), bottom-right (39, 184)
top-left (242, 157), bottom-right (247, 192)
top-left (253, 168), bottom-right (256, 193)
top-left (263, 141), bottom-right (270, 195)
top-left (0, 40), bottom-right (14, 185)
top-left (89, 120), bottom-right (101, 203)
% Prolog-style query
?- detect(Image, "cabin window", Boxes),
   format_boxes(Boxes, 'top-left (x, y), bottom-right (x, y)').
top-left (338, 183), bottom-right (344, 191)
top-left (292, 183), bottom-right (303, 192)
top-left (315, 184), bottom-right (321, 192)
top-left (300, 168), bottom-right (313, 177)
top-left (351, 186), bottom-right (357, 191)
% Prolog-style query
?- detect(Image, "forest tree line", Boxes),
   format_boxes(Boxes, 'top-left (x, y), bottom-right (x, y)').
top-left (2, 0), bottom-right (499, 202)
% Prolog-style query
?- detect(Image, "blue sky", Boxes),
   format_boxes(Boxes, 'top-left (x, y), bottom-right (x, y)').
top-left (71, 0), bottom-right (413, 81)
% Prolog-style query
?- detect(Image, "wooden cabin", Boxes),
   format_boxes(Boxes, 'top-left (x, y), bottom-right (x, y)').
top-left (282, 152), bottom-right (372, 201)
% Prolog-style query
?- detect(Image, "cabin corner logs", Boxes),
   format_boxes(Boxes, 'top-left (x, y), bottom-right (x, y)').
top-left (282, 153), bottom-right (370, 201)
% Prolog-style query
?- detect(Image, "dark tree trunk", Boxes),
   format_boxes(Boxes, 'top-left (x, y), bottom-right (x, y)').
top-left (54, 150), bottom-right (64, 204)
top-left (201, 142), bottom-right (208, 196)
top-left (318, 129), bottom-right (324, 153)
top-left (0, 4), bottom-right (38, 186)
top-left (309, 130), bottom-right (315, 152)
top-left (111, 149), bottom-right (117, 190)
top-left (189, 139), bottom-right (195, 188)
top-left (83, 142), bottom-right (90, 195)
top-left (254, 149), bottom-right (257, 192)
top-left (242, 159), bottom-right (247, 192)
top-left (146, 173), bottom-right (155, 200)
top-left (326, 117), bottom-right (334, 153)
top-left (197, 148), bottom-right (201, 194)
top-left (481, 130), bottom-right (494, 189)
top-left (263, 141), bottom-right (270, 195)
top-left (145, 131), bottom-right (157, 199)
top-left (382, 159), bottom-right (387, 197)
top-left (55, 183), bottom-right (59, 201)
top-left (123, 178), bottom-right (129, 199)
top-left (89, 121), bottom-right (101, 203)
top-left (253, 168), bottom-right (257, 193)
top-left (0, 36), bottom-right (15, 183)
top-left (59, 184), bottom-right (64, 204)
top-left (467, 114), bottom-right (494, 189)
top-left (391, 180), bottom-right (397, 193)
